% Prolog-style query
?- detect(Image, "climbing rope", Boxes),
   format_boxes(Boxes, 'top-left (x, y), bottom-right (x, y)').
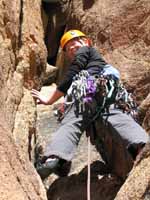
top-left (87, 135), bottom-right (91, 200)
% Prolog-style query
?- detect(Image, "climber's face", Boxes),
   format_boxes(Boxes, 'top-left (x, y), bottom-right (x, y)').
top-left (65, 37), bottom-right (89, 61)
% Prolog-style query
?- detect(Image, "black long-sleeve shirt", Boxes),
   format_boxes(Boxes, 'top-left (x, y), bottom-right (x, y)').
top-left (57, 46), bottom-right (107, 94)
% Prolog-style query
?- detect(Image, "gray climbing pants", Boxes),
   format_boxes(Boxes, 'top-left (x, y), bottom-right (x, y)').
top-left (44, 104), bottom-right (149, 165)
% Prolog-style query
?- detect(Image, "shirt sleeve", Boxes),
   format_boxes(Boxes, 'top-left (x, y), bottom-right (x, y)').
top-left (102, 64), bottom-right (120, 80)
top-left (57, 46), bottom-right (90, 94)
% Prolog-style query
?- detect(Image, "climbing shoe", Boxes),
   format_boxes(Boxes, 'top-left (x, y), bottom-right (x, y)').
top-left (36, 157), bottom-right (59, 180)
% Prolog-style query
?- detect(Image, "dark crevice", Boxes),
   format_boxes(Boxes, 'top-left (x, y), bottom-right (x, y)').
top-left (41, 1), bottom-right (67, 66)
top-left (42, 1), bottom-right (61, 14)
top-left (28, 127), bottom-right (36, 161)
top-left (47, 161), bottom-right (122, 200)
top-left (46, 25), bottom-right (66, 66)
top-left (18, 0), bottom-right (23, 49)
top-left (82, 0), bottom-right (95, 10)
top-left (47, 55), bottom-right (57, 66)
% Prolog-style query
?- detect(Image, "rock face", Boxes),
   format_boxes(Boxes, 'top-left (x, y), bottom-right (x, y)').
top-left (0, 0), bottom-right (47, 199)
top-left (0, 113), bottom-right (47, 200)
top-left (0, 0), bottom-right (150, 199)
top-left (115, 144), bottom-right (150, 200)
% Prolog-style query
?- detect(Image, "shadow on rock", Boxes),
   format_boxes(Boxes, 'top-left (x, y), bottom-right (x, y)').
top-left (82, 0), bottom-right (95, 10)
top-left (47, 161), bottom-right (123, 200)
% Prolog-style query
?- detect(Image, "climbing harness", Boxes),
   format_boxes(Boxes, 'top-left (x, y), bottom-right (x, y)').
top-left (55, 79), bottom-right (138, 125)
top-left (67, 70), bottom-right (138, 123)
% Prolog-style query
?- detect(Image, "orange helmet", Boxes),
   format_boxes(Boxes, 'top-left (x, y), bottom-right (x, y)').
top-left (60, 30), bottom-right (86, 50)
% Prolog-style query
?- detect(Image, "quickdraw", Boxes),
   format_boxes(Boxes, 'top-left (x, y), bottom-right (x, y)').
top-left (115, 83), bottom-right (138, 121)
top-left (70, 70), bottom-right (97, 117)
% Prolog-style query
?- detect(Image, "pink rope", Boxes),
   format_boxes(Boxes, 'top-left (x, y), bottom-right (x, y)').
top-left (87, 136), bottom-right (91, 200)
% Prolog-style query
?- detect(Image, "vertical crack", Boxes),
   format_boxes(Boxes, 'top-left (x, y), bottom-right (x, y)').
top-left (18, 0), bottom-right (23, 49)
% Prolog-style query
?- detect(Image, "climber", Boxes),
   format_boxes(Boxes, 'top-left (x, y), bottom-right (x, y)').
top-left (31, 30), bottom-right (149, 180)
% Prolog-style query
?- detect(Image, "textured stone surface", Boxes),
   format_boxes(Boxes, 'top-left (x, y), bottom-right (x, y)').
top-left (0, 0), bottom-right (47, 199)
top-left (0, 113), bottom-right (47, 200)
top-left (0, 0), bottom-right (150, 199)
top-left (115, 144), bottom-right (150, 200)
top-left (138, 93), bottom-right (150, 133)
top-left (43, 63), bottom-right (58, 85)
